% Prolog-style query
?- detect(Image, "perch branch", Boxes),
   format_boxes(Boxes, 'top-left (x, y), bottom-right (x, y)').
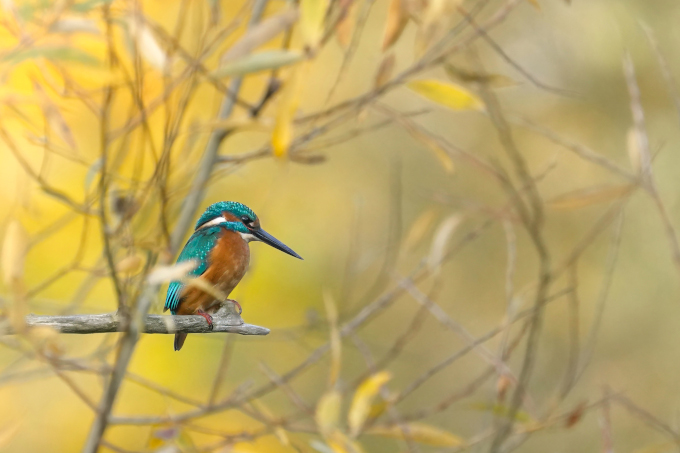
top-left (2, 306), bottom-right (269, 336)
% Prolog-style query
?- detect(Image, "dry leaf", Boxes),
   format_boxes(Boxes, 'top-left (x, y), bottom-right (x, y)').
top-left (417, 0), bottom-right (462, 54)
top-left (221, 9), bottom-right (299, 62)
top-left (565, 400), bottom-right (587, 428)
top-left (383, 108), bottom-right (455, 172)
top-left (214, 50), bottom-right (303, 78)
top-left (348, 371), bottom-right (391, 437)
top-left (323, 289), bottom-right (342, 387)
top-left (547, 185), bottom-right (634, 210)
top-left (316, 390), bottom-right (342, 435)
top-left (445, 64), bottom-right (517, 88)
top-left (185, 276), bottom-right (229, 301)
top-left (272, 66), bottom-right (302, 157)
top-left (407, 79), bottom-right (483, 110)
top-left (147, 260), bottom-right (198, 284)
top-left (28, 325), bottom-right (63, 356)
top-left (116, 254), bottom-right (143, 275)
top-left (0, 421), bottom-right (20, 449)
top-left (627, 127), bottom-right (642, 176)
top-left (366, 422), bottom-right (464, 447)
top-left (335, 0), bottom-right (356, 47)
top-left (300, 0), bottom-right (329, 48)
top-left (1, 220), bottom-right (28, 286)
top-left (408, 125), bottom-right (454, 173)
top-left (382, 0), bottom-right (408, 50)
top-left (374, 53), bottom-right (395, 89)
top-left (32, 81), bottom-right (77, 149)
top-left (525, 0), bottom-right (541, 10)
top-left (51, 17), bottom-right (100, 34)
top-left (428, 214), bottom-right (462, 272)
top-left (496, 374), bottom-right (512, 401)
top-left (128, 15), bottom-right (169, 71)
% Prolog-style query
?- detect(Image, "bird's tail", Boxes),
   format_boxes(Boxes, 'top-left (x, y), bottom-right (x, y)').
top-left (174, 332), bottom-right (188, 351)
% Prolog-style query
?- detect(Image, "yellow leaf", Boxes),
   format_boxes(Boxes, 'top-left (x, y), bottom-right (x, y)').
top-left (272, 67), bottom-right (302, 157)
top-left (407, 79), bottom-right (483, 110)
top-left (1, 220), bottom-right (28, 286)
top-left (403, 209), bottom-right (438, 251)
top-left (323, 290), bottom-right (341, 386)
top-left (348, 371), bottom-right (391, 437)
top-left (366, 398), bottom-right (387, 421)
top-left (300, 0), bottom-right (329, 48)
top-left (366, 422), bottom-right (464, 447)
top-left (316, 390), bottom-right (342, 435)
top-left (327, 430), bottom-right (365, 453)
top-left (374, 53), bottom-right (395, 89)
top-left (547, 185), bottom-right (634, 211)
top-left (382, 0), bottom-right (408, 50)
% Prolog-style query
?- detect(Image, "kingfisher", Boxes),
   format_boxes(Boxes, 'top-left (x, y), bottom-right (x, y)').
top-left (164, 201), bottom-right (302, 351)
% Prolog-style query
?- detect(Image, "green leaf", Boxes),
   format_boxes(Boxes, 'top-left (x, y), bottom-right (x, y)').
top-left (366, 423), bottom-right (464, 447)
top-left (213, 50), bottom-right (303, 78)
top-left (407, 79), bottom-right (483, 111)
top-left (2, 47), bottom-right (99, 66)
top-left (71, 0), bottom-right (114, 12)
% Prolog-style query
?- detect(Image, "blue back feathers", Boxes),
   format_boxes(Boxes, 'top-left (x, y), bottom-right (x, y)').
top-left (164, 225), bottom-right (222, 314)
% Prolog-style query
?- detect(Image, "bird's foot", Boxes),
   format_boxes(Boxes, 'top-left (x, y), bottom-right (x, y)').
top-left (227, 299), bottom-right (242, 315)
top-left (196, 309), bottom-right (213, 331)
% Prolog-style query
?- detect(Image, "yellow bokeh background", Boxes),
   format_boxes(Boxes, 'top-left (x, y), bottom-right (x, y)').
top-left (2, 0), bottom-right (680, 452)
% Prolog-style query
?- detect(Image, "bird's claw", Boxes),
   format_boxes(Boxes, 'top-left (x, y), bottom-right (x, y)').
top-left (197, 310), bottom-right (213, 331)
top-left (227, 299), bottom-right (242, 315)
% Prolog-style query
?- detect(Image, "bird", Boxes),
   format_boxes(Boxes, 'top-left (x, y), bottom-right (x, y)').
top-left (164, 201), bottom-right (302, 351)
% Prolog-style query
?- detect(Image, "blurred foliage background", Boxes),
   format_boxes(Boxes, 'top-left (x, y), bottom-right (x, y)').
top-left (1, 0), bottom-right (680, 452)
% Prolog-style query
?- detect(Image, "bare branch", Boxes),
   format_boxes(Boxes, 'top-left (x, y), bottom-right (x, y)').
top-left (2, 306), bottom-right (269, 336)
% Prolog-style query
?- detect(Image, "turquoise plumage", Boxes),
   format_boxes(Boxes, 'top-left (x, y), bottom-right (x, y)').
top-left (164, 225), bottom-right (222, 314)
top-left (164, 201), bottom-right (302, 351)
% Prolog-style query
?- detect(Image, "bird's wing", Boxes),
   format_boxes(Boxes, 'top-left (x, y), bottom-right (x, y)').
top-left (164, 226), bottom-right (222, 313)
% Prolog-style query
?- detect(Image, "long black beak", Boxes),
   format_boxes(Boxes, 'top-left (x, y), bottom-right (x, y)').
top-left (253, 229), bottom-right (303, 260)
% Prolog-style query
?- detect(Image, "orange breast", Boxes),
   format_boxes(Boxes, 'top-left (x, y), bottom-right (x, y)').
top-left (176, 228), bottom-right (250, 315)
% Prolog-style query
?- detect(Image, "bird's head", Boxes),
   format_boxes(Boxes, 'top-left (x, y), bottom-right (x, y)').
top-left (195, 201), bottom-right (302, 260)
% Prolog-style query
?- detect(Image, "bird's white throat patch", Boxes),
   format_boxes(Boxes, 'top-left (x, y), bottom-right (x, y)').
top-left (239, 232), bottom-right (258, 242)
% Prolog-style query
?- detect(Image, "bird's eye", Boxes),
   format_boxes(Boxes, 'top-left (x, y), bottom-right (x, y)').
top-left (241, 216), bottom-right (253, 225)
